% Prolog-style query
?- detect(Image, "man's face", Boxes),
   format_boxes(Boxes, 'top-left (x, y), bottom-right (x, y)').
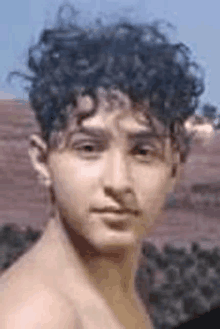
top-left (45, 93), bottom-right (176, 252)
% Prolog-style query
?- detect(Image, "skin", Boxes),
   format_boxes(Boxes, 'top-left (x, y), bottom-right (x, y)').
top-left (0, 91), bottom-right (182, 328)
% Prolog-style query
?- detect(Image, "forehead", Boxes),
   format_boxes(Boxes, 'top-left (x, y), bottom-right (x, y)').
top-left (76, 89), bottom-right (166, 137)
top-left (83, 109), bottom-right (146, 136)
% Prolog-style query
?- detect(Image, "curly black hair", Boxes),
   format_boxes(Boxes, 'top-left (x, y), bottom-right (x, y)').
top-left (7, 4), bottom-right (205, 162)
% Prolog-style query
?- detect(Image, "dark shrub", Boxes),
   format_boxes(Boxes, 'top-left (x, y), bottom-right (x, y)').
top-left (149, 289), bottom-right (167, 305)
top-left (196, 260), bottom-right (208, 277)
top-left (215, 264), bottom-right (220, 275)
top-left (153, 315), bottom-right (173, 329)
top-left (210, 248), bottom-right (220, 268)
top-left (155, 255), bottom-right (169, 269)
top-left (200, 284), bottom-right (215, 300)
top-left (135, 265), bottom-right (153, 293)
top-left (189, 274), bottom-right (198, 287)
top-left (0, 245), bottom-right (24, 270)
top-left (163, 243), bottom-right (177, 255)
top-left (11, 233), bottom-right (27, 249)
top-left (212, 247), bottom-right (220, 258)
top-left (165, 253), bottom-right (184, 267)
top-left (142, 241), bottom-right (159, 259)
top-left (175, 248), bottom-right (187, 257)
top-left (163, 305), bottom-right (180, 327)
top-left (159, 322), bottom-right (172, 329)
top-left (166, 265), bottom-right (180, 283)
top-left (182, 278), bottom-right (196, 294)
top-left (163, 244), bottom-right (186, 257)
top-left (210, 278), bottom-right (220, 294)
top-left (197, 250), bottom-right (211, 261)
top-left (0, 225), bottom-right (42, 271)
top-left (210, 297), bottom-right (220, 309)
top-left (161, 283), bottom-right (174, 292)
top-left (191, 242), bottom-right (200, 254)
top-left (146, 257), bottom-right (158, 270)
top-left (0, 245), bottom-right (11, 269)
top-left (0, 225), bottom-right (23, 246)
top-left (173, 284), bottom-right (186, 299)
top-left (183, 295), bottom-right (208, 315)
top-left (181, 255), bottom-right (195, 269)
top-left (25, 226), bottom-right (41, 242)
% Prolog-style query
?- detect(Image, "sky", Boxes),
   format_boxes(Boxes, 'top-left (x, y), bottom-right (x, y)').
top-left (0, 0), bottom-right (219, 113)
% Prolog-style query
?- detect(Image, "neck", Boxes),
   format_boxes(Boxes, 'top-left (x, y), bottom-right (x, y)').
top-left (42, 209), bottom-right (144, 310)
top-left (77, 230), bottom-right (142, 307)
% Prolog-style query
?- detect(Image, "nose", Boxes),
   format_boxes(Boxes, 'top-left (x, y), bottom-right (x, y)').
top-left (103, 149), bottom-right (133, 196)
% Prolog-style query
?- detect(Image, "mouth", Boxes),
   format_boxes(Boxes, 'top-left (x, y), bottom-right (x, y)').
top-left (92, 207), bottom-right (140, 231)
top-left (99, 212), bottom-right (133, 231)
top-left (105, 220), bottom-right (129, 231)
top-left (92, 207), bottom-right (140, 216)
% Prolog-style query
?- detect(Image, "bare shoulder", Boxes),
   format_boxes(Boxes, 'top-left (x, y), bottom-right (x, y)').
top-left (0, 270), bottom-right (82, 329)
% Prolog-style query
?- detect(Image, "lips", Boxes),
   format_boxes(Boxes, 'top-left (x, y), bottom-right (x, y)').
top-left (98, 212), bottom-right (134, 231)
top-left (91, 206), bottom-right (139, 231)
top-left (106, 221), bottom-right (128, 231)
top-left (92, 206), bottom-right (139, 216)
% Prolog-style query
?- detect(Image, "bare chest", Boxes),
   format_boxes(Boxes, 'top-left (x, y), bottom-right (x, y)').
top-left (74, 305), bottom-right (150, 329)
top-left (71, 291), bottom-right (151, 329)
top-left (1, 270), bottom-right (151, 329)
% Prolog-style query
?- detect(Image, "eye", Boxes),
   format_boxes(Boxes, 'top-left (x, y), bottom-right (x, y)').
top-left (72, 141), bottom-right (104, 158)
top-left (79, 144), bottom-right (96, 152)
top-left (132, 145), bottom-right (157, 162)
top-left (133, 146), bottom-right (151, 155)
top-left (135, 147), bottom-right (150, 155)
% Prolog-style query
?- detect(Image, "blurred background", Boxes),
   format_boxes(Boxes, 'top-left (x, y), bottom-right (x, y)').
top-left (1, 0), bottom-right (220, 246)
top-left (1, 1), bottom-right (220, 328)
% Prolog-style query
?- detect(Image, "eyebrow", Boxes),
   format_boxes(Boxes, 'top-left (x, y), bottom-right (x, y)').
top-left (67, 126), bottom-right (170, 144)
top-left (69, 126), bottom-right (111, 139)
top-left (127, 131), bottom-right (169, 140)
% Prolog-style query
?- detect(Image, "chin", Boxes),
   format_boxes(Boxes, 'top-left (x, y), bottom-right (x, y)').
top-left (91, 231), bottom-right (137, 253)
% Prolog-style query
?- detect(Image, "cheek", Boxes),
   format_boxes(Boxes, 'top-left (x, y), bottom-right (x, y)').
top-left (49, 155), bottom-right (98, 212)
top-left (133, 165), bottom-right (171, 214)
top-left (52, 172), bottom-right (84, 217)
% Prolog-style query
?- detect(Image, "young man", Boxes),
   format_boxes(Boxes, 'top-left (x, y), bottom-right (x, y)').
top-left (1, 5), bottom-right (204, 328)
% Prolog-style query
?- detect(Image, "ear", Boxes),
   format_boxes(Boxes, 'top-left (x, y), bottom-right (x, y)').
top-left (28, 134), bottom-right (52, 187)
top-left (169, 151), bottom-right (184, 193)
